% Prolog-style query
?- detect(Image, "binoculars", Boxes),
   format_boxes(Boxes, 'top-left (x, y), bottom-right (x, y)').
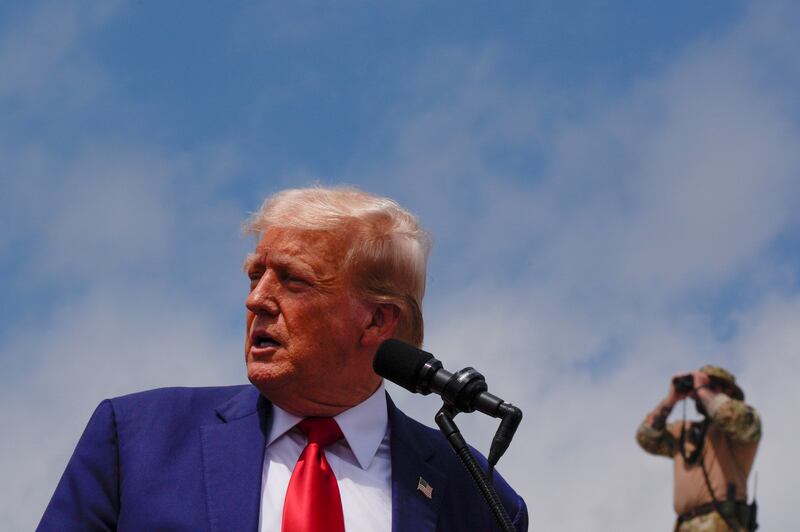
top-left (673, 374), bottom-right (727, 395)
top-left (672, 374), bottom-right (695, 394)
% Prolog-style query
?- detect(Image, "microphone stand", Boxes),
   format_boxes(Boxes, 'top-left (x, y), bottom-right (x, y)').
top-left (434, 403), bottom-right (516, 532)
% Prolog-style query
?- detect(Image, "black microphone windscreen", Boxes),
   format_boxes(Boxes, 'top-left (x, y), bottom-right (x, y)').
top-left (373, 339), bottom-right (433, 392)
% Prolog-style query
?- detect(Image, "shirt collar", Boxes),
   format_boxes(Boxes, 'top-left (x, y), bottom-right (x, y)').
top-left (266, 381), bottom-right (388, 471)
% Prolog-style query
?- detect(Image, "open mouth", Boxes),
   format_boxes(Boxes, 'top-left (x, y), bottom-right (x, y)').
top-left (251, 332), bottom-right (281, 349)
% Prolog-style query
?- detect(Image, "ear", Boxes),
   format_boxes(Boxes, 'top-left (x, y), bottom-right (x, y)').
top-left (360, 303), bottom-right (401, 347)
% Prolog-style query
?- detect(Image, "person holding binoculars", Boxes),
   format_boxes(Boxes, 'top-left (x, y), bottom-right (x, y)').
top-left (636, 366), bottom-right (761, 531)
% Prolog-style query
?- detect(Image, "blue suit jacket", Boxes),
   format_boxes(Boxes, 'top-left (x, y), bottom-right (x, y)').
top-left (38, 385), bottom-right (528, 531)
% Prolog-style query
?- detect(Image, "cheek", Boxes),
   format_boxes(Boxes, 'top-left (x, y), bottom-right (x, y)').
top-left (282, 294), bottom-right (368, 351)
top-left (244, 312), bottom-right (254, 343)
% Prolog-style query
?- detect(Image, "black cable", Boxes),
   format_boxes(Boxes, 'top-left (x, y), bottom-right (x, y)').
top-left (435, 406), bottom-right (516, 532)
top-left (454, 445), bottom-right (513, 532)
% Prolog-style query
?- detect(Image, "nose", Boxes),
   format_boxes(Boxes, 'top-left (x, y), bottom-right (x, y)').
top-left (246, 271), bottom-right (280, 316)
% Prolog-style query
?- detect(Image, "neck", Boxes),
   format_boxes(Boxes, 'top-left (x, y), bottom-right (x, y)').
top-left (263, 378), bottom-right (382, 418)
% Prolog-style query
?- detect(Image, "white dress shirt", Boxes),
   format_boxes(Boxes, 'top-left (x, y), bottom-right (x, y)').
top-left (258, 382), bottom-right (392, 532)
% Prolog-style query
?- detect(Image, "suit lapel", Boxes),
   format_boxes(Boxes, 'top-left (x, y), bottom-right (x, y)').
top-left (201, 386), bottom-right (269, 532)
top-left (388, 397), bottom-right (447, 532)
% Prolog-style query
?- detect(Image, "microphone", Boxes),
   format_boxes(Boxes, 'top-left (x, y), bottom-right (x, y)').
top-left (374, 339), bottom-right (522, 466)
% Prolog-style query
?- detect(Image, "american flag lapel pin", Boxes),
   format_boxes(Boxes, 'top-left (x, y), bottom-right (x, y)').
top-left (416, 476), bottom-right (433, 499)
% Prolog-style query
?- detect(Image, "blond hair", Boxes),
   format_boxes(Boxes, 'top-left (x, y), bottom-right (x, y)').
top-left (243, 186), bottom-right (431, 346)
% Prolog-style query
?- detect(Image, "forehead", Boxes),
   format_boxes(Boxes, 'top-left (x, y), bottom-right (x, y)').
top-left (248, 227), bottom-right (350, 271)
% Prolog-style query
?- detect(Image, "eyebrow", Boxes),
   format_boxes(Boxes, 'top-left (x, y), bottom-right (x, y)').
top-left (243, 250), bottom-right (316, 279)
top-left (242, 253), bottom-right (258, 273)
top-left (269, 253), bottom-right (316, 277)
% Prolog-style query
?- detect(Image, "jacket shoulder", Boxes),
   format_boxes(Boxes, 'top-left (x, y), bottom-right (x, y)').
top-left (108, 384), bottom-right (254, 428)
top-left (111, 384), bottom-right (251, 405)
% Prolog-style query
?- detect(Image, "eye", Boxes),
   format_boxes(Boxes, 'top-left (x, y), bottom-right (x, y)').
top-left (281, 270), bottom-right (310, 288)
top-left (286, 275), bottom-right (308, 285)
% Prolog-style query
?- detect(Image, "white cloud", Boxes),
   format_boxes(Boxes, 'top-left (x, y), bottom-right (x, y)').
top-left (734, 294), bottom-right (800, 530)
top-left (0, 1), bottom-right (118, 104)
top-left (373, 3), bottom-right (800, 530)
top-left (38, 147), bottom-right (177, 278)
top-left (2, 1), bottom-right (799, 531)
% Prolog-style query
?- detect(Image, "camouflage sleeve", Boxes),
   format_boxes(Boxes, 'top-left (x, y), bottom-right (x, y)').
top-left (707, 394), bottom-right (762, 444)
top-left (636, 420), bottom-right (677, 457)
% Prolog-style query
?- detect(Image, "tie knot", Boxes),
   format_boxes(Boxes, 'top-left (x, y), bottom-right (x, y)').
top-left (297, 417), bottom-right (343, 448)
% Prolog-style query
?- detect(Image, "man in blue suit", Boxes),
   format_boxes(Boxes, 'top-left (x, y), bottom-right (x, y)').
top-left (38, 187), bottom-right (528, 531)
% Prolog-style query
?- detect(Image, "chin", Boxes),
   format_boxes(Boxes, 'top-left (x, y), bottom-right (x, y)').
top-left (247, 362), bottom-right (282, 387)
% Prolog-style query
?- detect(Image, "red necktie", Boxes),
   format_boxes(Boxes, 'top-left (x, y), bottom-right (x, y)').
top-left (282, 418), bottom-right (345, 532)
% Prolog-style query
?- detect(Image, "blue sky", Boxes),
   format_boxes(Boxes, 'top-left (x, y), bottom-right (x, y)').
top-left (2, 1), bottom-right (799, 529)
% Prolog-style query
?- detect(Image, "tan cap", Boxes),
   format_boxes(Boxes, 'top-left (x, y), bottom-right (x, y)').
top-left (699, 365), bottom-right (744, 400)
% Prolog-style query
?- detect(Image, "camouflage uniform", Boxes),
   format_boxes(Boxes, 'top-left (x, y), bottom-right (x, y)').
top-left (675, 512), bottom-right (739, 532)
top-left (636, 366), bottom-right (761, 531)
